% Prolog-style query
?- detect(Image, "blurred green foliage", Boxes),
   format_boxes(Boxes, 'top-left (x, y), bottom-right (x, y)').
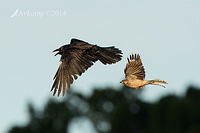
top-left (8, 86), bottom-right (200, 133)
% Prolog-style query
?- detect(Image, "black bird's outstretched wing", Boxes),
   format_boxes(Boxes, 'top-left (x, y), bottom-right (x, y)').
top-left (51, 47), bottom-right (95, 96)
top-left (51, 39), bottom-right (122, 96)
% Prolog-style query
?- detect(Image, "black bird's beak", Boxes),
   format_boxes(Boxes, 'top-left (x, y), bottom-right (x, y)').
top-left (53, 48), bottom-right (60, 52)
top-left (53, 48), bottom-right (61, 56)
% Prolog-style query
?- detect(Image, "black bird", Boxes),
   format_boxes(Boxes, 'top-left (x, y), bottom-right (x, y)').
top-left (51, 38), bottom-right (123, 96)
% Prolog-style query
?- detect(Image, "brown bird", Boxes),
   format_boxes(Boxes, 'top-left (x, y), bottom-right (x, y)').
top-left (51, 38), bottom-right (122, 96)
top-left (120, 53), bottom-right (167, 89)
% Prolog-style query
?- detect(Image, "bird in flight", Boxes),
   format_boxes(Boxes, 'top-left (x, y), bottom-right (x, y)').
top-left (51, 38), bottom-right (123, 96)
top-left (120, 53), bottom-right (167, 89)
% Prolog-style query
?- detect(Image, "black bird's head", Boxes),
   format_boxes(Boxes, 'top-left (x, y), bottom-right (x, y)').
top-left (53, 46), bottom-right (65, 56)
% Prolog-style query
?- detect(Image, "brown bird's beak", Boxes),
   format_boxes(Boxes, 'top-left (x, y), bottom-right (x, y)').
top-left (120, 80), bottom-right (125, 84)
top-left (53, 48), bottom-right (61, 56)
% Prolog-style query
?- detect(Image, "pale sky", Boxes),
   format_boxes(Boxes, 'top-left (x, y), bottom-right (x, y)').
top-left (1, 0), bottom-right (200, 133)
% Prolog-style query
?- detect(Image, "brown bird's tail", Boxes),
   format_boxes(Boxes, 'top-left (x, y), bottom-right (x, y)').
top-left (146, 79), bottom-right (168, 88)
top-left (98, 46), bottom-right (122, 64)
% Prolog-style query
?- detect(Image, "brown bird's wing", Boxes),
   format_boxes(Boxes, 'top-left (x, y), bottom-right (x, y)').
top-left (124, 54), bottom-right (145, 80)
top-left (51, 48), bottom-right (95, 97)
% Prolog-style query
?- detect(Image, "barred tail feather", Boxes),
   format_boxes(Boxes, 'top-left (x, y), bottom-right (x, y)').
top-left (147, 79), bottom-right (168, 88)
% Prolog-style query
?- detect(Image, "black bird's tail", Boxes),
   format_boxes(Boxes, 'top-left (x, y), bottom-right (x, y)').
top-left (98, 46), bottom-right (122, 64)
